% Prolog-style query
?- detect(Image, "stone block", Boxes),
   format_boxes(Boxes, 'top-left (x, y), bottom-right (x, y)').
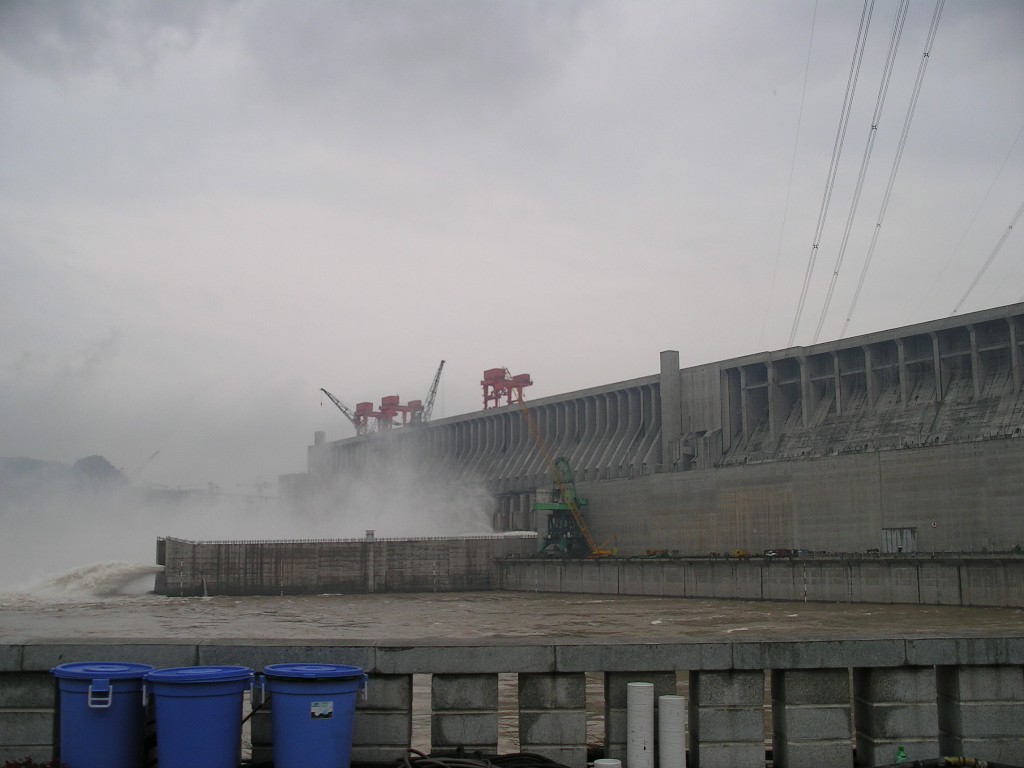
top-left (907, 637), bottom-right (1024, 667)
top-left (431, 712), bottom-right (497, 750)
top-left (199, 643), bottom-right (375, 672)
top-left (519, 711), bottom-right (586, 745)
top-left (690, 742), bottom-right (763, 768)
top-left (773, 705), bottom-right (851, 740)
top-left (691, 668), bottom-right (762, 707)
top-left (518, 672), bottom-right (585, 709)
top-left (379, 644), bottom-right (553, 674)
top-left (772, 668), bottom-right (850, 705)
top-left (773, 740), bottom-right (851, 768)
top-left (22, 643), bottom-right (197, 670)
top-left (853, 666), bottom-right (935, 703)
top-left (855, 734), bottom-right (938, 767)
top-left (732, 639), bottom-right (904, 671)
top-left (432, 674), bottom-right (497, 710)
top-left (0, 674), bottom-right (56, 709)
top-left (689, 707), bottom-right (762, 742)
top-left (359, 674), bottom-right (412, 711)
top-left (936, 664), bottom-right (1024, 701)
top-left (353, 711), bottom-right (412, 746)
top-left (853, 698), bottom-right (938, 739)
top-left (0, 710), bottom-right (53, 746)
top-left (0, 647), bottom-right (22, 673)
top-left (557, 642), bottom-right (730, 672)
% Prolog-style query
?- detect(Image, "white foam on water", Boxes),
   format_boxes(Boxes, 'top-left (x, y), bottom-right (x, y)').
top-left (21, 562), bottom-right (164, 599)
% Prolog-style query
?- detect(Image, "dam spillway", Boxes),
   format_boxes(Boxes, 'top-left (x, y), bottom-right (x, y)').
top-left (287, 303), bottom-right (1024, 556)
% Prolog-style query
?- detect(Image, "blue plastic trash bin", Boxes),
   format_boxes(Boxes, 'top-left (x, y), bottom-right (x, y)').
top-left (50, 661), bottom-right (155, 768)
top-left (145, 665), bottom-right (253, 768)
top-left (262, 663), bottom-right (368, 768)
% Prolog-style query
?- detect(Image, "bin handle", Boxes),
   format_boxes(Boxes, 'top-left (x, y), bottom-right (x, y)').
top-left (88, 679), bottom-right (112, 709)
top-left (142, 683), bottom-right (148, 709)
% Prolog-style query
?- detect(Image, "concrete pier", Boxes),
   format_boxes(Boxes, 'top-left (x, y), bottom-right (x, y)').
top-left (499, 555), bottom-right (1024, 608)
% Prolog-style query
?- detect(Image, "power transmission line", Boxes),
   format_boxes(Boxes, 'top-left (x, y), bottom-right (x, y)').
top-left (758, 0), bottom-right (819, 349)
top-left (952, 198), bottom-right (1024, 314)
top-left (788, 0), bottom-right (876, 348)
top-left (912, 120), bottom-right (1024, 318)
top-left (812, 0), bottom-right (910, 343)
top-left (841, 0), bottom-right (946, 338)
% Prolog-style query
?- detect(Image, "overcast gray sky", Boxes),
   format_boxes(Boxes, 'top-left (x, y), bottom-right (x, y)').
top-left (1, 0), bottom-right (1022, 489)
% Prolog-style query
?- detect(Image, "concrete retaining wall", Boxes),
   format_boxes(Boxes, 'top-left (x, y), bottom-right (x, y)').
top-left (2, 638), bottom-right (1022, 766)
top-left (499, 556), bottom-right (1024, 608)
top-left (155, 534), bottom-right (537, 596)
top-left (577, 438), bottom-right (1024, 556)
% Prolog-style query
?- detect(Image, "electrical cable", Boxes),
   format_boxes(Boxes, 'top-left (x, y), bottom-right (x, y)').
top-left (399, 749), bottom-right (574, 768)
top-left (952, 197), bottom-right (1024, 313)
top-left (840, 0), bottom-right (946, 338)
top-left (812, 0), bottom-right (910, 343)
top-left (912, 119), bottom-right (1024, 318)
top-left (788, 0), bottom-right (876, 348)
top-left (758, 0), bottom-right (818, 348)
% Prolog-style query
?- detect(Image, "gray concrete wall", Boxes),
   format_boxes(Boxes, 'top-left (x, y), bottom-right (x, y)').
top-left (577, 438), bottom-right (1024, 556)
top-left (295, 303), bottom-right (1024, 557)
top-left (3, 638), bottom-right (1023, 766)
top-left (155, 534), bottom-right (537, 596)
top-left (499, 556), bottom-right (1024, 608)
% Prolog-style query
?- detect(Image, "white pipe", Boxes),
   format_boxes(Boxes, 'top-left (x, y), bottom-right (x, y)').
top-left (658, 695), bottom-right (686, 768)
top-left (627, 682), bottom-right (655, 768)
top-left (594, 760), bottom-right (622, 768)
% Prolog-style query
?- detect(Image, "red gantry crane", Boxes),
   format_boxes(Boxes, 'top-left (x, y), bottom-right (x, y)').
top-left (482, 368), bottom-right (532, 409)
top-left (321, 360), bottom-right (446, 435)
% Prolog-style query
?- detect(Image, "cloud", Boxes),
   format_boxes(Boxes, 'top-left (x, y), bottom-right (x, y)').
top-left (0, 0), bottom-right (223, 80)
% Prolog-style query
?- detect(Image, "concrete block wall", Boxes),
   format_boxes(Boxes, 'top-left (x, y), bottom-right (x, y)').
top-left (2, 638), bottom-right (1023, 766)
top-left (772, 668), bottom-right (852, 768)
top-left (937, 665), bottom-right (1024, 764)
top-left (157, 533), bottom-right (537, 596)
top-left (431, 673), bottom-right (498, 753)
top-left (355, 674), bottom-right (413, 764)
top-left (518, 673), bottom-right (587, 768)
top-left (688, 670), bottom-right (764, 768)
top-left (499, 555), bottom-right (1024, 608)
top-left (0, 672), bottom-right (53, 764)
top-left (854, 666), bottom-right (939, 766)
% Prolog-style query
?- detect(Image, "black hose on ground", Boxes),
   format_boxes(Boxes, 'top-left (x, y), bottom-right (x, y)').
top-left (873, 759), bottom-right (1024, 768)
top-left (399, 748), bottom-right (573, 768)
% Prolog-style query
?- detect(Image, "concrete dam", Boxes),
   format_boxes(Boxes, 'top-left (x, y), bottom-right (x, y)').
top-left (287, 303), bottom-right (1024, 558)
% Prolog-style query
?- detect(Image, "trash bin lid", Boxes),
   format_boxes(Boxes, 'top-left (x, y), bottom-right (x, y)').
top-left (51, 662), bottom-right (155, 679)
top-left (262, 663), bottom-right (363, 680)
top-left (144, 666), bottom-right (252, 683)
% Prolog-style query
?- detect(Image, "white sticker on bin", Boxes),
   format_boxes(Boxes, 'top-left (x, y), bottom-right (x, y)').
top-left (311, 700), bottom-right (334, 719)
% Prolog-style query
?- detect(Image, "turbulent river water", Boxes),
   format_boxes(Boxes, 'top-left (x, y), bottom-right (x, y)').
top-left (2, 561), bottom-right (1022, 641)
top-left (3, 562), bottom-right (1022, 755)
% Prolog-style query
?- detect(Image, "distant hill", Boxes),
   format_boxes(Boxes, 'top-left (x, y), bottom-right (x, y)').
top-left (0, 455), bottom-right (128, 492)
